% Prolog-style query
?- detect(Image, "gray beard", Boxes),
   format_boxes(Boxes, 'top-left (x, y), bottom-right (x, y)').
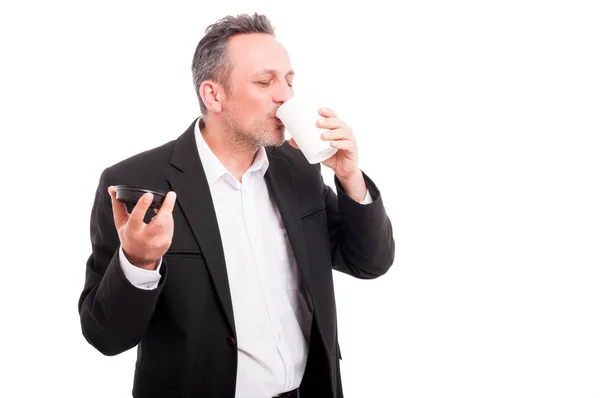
top-left (223, 117), bottom-right (285, 153)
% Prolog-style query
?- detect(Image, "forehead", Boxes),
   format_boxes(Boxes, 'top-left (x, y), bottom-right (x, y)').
top-left (227, 33), bottom-right (293, 78)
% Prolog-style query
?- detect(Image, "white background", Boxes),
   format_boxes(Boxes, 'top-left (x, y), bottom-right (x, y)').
top-left (1, 0), bottom-right (599, 397)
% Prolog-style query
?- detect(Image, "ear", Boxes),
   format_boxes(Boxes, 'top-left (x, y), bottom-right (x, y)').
top-left (199, 80), bottom-right (224, 113)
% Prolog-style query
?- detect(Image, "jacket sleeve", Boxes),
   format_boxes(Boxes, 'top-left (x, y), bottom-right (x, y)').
top-left (322, 169), bottom-right (395, 279)
top-left (77, 167), bottom-right (167, 356)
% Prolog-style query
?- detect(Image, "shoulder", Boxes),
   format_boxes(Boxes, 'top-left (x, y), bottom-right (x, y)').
top-left (97, 138), bottom-right (177, 190)
top-left (109, 140), bottom-right (176, 173)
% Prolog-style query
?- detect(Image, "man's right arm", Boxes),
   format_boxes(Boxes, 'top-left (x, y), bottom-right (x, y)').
top-left (77, 167), bottom-right (169, 356)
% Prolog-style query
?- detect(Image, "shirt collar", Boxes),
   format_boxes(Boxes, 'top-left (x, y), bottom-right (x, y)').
top-left (194, 118), bottom-right (269, 186)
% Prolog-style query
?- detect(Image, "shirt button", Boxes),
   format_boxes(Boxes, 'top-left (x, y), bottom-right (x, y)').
top-left (276, 333), bottom-right (282, 340)
top-left (226, 337), bottom-right (237, 347)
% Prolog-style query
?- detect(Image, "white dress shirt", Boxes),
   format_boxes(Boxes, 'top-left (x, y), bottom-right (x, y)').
top-left (119, 119), bottom-right (372, 397)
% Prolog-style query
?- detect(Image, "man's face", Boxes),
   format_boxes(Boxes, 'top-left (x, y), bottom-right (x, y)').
top-left (220, 33), bottom-right (294, 148)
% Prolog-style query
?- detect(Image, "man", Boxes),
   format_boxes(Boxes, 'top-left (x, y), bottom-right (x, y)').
top-left (78, 13), bottom-right (394, 398)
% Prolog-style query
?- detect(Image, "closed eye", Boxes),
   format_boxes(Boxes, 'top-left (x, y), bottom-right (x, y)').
top-left (256, 80), bottom-right (293, 88)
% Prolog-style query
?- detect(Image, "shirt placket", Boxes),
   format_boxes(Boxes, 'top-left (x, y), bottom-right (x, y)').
top-left (241, 170), bottom-right (294, 391)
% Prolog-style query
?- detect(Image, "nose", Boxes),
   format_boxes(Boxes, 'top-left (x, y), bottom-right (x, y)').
top-left (273, 79), bottom-right (293, 104)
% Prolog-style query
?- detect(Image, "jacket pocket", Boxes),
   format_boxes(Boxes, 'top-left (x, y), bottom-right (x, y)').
top-left (165, 248), bottom-right (203, 258)
top-left (133, 371), bottom-right (179, 397)
top-left (301, 206), bottom-right (325, 222)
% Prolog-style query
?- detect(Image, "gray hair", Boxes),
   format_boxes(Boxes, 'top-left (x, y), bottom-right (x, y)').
top-left (191, 13), bottom-right (275, 115)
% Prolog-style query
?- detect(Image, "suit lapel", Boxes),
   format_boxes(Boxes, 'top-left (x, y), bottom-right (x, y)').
top-left (165, 122), bottom-right (313, 335)
top-left (264, 151), bottom-right (313, 299)
top-left (167, 120), bottom-right (236, 336)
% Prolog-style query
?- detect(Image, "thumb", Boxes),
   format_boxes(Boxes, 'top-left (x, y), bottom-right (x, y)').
top-left (108, 186), bottom-right (129, 229)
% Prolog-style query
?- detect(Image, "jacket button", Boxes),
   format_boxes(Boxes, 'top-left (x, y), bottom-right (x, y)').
top-left (227, 337), bottom-right (237, 347)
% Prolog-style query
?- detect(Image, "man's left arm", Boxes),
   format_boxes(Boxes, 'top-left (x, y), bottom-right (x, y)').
top-left (321, 169), bottom-right (395, 279)
top-left (289, 107), bottom-right (395, 278)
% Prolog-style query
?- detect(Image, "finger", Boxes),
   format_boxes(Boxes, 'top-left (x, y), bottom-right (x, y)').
top-left (316, 117), bottom-right (347, 130)
top-left (129, 192), bottom-right (153, 229)
top-left (155, 191), bottom-right (177, 219)
top-left (329, 139), bottom-right (358, 154)
top-left (289, 138), bottom-right (299, 149)
top-left (321, 129), bottom-right (356, 143)
top-left (318, 107), bottom-right (338, 118)
top-left (108, 186), bottom-right (129, 229)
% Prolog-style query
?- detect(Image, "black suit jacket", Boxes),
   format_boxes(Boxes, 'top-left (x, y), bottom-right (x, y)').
top-left (78, 119), bottom-right (395, 398)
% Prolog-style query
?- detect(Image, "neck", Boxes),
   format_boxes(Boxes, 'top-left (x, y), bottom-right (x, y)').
top-left (200, 117), bottom-right (260, 182)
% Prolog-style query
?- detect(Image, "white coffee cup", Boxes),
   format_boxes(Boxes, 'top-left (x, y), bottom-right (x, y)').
top-left (276, 95), bottom-right (338, 164)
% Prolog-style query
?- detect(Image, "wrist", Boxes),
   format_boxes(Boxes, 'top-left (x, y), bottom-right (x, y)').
top-left (135, 261), bottom-right (159, 271)
top-left (337, 170), bottom-right (367, 203)
top-left (337, 169), bottom-right (363, 184)
top-left (123, 249), bottom-right (159, 270)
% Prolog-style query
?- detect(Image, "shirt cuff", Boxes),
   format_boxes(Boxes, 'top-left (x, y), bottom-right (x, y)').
top-left (118, 246), bottom-right (162, 290)
top-left (359, 189), bottom-right (374, 205)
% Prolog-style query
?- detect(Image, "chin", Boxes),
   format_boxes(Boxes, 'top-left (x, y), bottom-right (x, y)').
top-left (265, 125), bottom-right (286, 147)
top-left (266, 136), bottom-right (285, 148)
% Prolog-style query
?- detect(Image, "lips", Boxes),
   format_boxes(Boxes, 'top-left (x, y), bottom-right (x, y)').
top-left (272, 117), bottom-right (285, 131)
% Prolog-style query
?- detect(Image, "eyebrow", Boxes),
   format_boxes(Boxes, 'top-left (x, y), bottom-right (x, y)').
top-left (253, 69), bottom-right (295, 78)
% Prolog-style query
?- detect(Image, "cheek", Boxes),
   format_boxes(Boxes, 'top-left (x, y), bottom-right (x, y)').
top-left (245, 87), bottom-right (272, 108)
top-left (229, 87), bottom-right (272, 119)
